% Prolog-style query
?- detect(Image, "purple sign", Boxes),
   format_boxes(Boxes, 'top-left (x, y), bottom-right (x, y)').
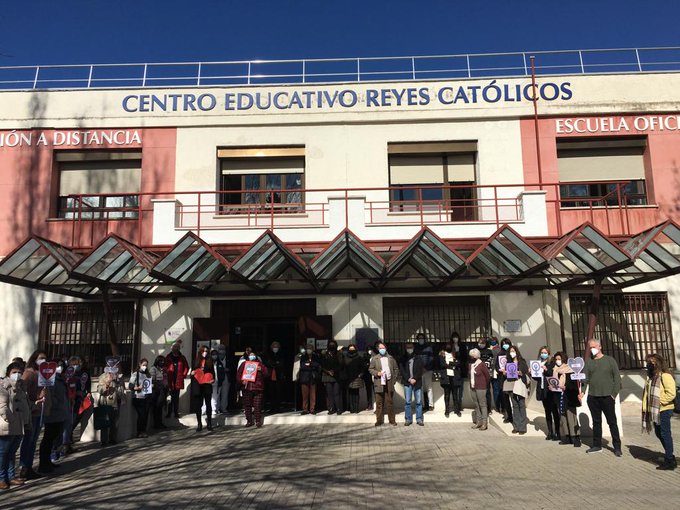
top-left (498, 356), bottom-right (507, 371)
top-left (506, 362), bottom-right (518, 379)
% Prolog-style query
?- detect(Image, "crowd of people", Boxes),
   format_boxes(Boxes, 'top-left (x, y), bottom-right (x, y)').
top-left (0, 334), bottom-right (677, 490)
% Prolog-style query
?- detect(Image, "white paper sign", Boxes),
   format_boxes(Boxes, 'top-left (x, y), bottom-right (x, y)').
top-left (141, 377), bottom-right (153, 395)
top-left (529, 360), bottom-right (543, 378)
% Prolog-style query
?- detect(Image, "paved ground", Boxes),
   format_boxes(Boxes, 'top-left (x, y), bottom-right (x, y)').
top-left (4, 415), bottom-right (679, 509)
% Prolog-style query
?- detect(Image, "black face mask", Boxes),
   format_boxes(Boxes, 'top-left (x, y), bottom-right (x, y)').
top-left (445, 347), bottom-right (453, 353)
top-left (328, 345), bottom-right (337, 352)
top-left (647, 363), bottom-right (655, 377)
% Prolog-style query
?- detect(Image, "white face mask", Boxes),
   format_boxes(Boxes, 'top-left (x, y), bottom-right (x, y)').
top-left (10, 372), bottom-right (21, 382)
top-left (590, 348), bottom-right (599, 357)
top-left (272, 348), bottom-right (279, 354)
top-left (202, 351), bottom-right (207, 358)
top-left (555, 360), bottom-right (563, 367)
top-left (509, 351), bottom-right (517, 359)
top-left (140, 365), bottom-right (148, 371)
top-left (56, 366), bottom-right (63, 374)
top-left (36, 358), bottom-right (46, 366)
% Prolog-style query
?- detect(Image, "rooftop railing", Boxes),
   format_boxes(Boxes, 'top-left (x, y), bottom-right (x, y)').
top-left (1, 47), bottom-right (680, 91)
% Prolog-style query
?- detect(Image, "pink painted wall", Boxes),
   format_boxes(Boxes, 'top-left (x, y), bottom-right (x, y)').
top-left (520, 114), bottom-right (680, 236)
top-left (0, 128), bottom-right (176, 254)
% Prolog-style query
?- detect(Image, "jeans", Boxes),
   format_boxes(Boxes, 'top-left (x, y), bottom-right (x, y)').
top-left (492, 378), bottom-right (503, 412)
top-left (587, 395), bottom-right (621, 450)
top-left (471, 388), bottom-right (488, 423)
top-left (511, 395), bottom-right (527, 433)
top-left (655, 409), bottom-right (674, 461)
top-left (542, 395), bottom-right (560, 436)
top-left (19, 415), bottom-right (42, 469)
top-left (404, 385), bottom-right (423, 424)
top-left (0, 435), bottom-right (22, 482)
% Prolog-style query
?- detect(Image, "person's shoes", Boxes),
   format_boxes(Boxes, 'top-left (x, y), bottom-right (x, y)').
top-left (471, 423), bottom-right (481, 429)
top-left (328, 409), bottom-right (336, 415)
top-left (245, 422), bottom-right (254, 427)
top-left (256, 423), bottom-right (263, 428)
top-left (586, 446), bottom-right (602, 454)
top-left (657, 458), bottom-right (677, 470)
top-left (9, 479), bottom-right (25, 487)
top-left (552, 434), bottom-right (560, 441)
top-left (417, 421), bottom-right (424, 427)
top-left (478, 420), bottom-right (487, 431)
top-left (0, 481), bottom-right (8, 490)
top-left (196, 422), bottom-right (203, 432)
top-left (445, 411), bottom-right (450, 418)
top-left (405, 421), bottom-right (412, 426)
top-left (545, 434), bottom-right (552, 441)
top-left (573, 436), bottom-right (582, 448)
top-left (428, 406), bottom-right (434, 412)
top-left (336, 411), bottom-right (344, 415)
top-left (614, 449), bottom-right (623, 457)
top-left (456, 412), bottom-right (462, 417)
top-left (559, 436), bottom-right (572, 445)
top-left (374, 422), bottom-right (383, 427)
top-left (511, 429), bottom-right (518, 434)
top-left (503, 418), bottom-right (512, 423)
top-left (518, 431), bottom-right (526, 435)
top-left (311, 410), bottom-right (317, 415)
top-left (390, 422), bottom-right (397, 426)
top-left (301, 411), bottom-right (309, 415)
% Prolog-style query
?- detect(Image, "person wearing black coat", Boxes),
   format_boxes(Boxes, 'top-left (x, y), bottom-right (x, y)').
top-left (532, 346), bottom-right (560, 441)
top-left (320, 342), bottom-right (343, 414)
top-left (500, 345), bottom-right (530, 434)
top-left (362, 347), bottom-right (375, 410)
top-left (298, 349), bottom-right (320, 415)
top-left (264, 342), bottom-right (289, 414)
top-left (495, 338), bottom-right (514, 423)
top-left (399, 343), bottom-right (425, 426)
top-left (344, 344), bottom-right (366, 413)
top-left (439, 344), bottom-right (464, 417)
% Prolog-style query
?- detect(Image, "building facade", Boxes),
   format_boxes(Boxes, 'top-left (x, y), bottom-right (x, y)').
top-left (0, 50), bottom-right (679, 410)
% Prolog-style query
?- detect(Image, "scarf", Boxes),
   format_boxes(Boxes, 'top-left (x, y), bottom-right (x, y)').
top-left (470, 359), bottom-right (482, 389)
top-left (642, 375), bottom-right (662, 433)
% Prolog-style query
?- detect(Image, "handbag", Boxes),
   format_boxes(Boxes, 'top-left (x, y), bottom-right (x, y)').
top-left (93, 405), bottom-right (112, 430)
top-left (512, 379), bottom-right (529, 398)
top-left (438, 370), bottom-right (450, 386)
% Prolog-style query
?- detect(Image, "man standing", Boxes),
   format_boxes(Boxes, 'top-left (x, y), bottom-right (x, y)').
top-left (212, 346), bottom-right (229, 414)
top-left (581, 338), bottom-right (622, 456)
top-left (415, 333), bottom-right (434, 411)
top-left (264, 341), bottom-right (288, 414)
top-left (369, 343), bottom-right (400, 426)
top-left (164, 342), bottom-right (189, 418)
top-left (399, 342), bottom-right (424, 426)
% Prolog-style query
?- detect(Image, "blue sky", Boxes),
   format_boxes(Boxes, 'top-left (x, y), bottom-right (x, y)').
top-left (1, 1), bottom-right (678, 65)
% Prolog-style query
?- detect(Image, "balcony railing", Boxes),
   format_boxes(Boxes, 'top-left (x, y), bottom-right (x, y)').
top-left (47, 181), bottom-right (664, 249)
top-left (2, 47), bottom-right (680, 91)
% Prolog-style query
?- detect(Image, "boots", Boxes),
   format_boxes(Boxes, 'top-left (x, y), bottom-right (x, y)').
top-left (552, 426), bottom-right (561, 441)
top-left (207, 417), bottom-right (213, 431)
top-left (657, 457), bottom-right (677, 470)
top-left (471, 421), bottom-right (481, 429)
top-left (573, 435), bottom-right (582, 448)
top-left (546, 421), bottom-right (554, 440)
top-left (559, 435), bottom-right (572, 445)
top-left (478, 419), bottom-right (488, 431)
top-left (196, 413), bottom-right (203, 432)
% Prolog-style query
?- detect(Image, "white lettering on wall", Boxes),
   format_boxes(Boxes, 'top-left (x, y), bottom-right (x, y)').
top-left (556, 115), bottom-right (680, 134)
top-left (0, 129), bottom-right (142, 148)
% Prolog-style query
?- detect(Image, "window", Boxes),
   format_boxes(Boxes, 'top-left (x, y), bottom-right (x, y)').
top-left (557, 137), bottom-right (648, 208)
top-left (38, 301), bottom-right (138, 376)
top-left (56, 151), bottom-right (141, 219)
top-left (388, 142), bottom-right (477, 221)
top-left (218, 147), bottom-right (304, 212)
top-left (569, 293), bottom-right (675, 369)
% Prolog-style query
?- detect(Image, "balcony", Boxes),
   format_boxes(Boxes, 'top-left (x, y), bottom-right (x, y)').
top-left (40, 181), bottom-right (665, 250)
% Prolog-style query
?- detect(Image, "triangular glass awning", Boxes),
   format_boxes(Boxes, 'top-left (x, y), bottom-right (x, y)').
top-left (542, 223), bottom-right (632, 287)
top-left (609, 220), bottom-right (680, 287)
top-left (150, 232), bottom-right (229, 292)
top-left (466, 225), bottom-right (548, 285)
top-left (0, 236), bottom-right (99, 298)
top-left (230, 230), bottom-right (312, 290)
top-left (384, 227), bottom-right (466, 287)
top-left (71, 234), bottom-right (162, 295)
top-left (309, 229), bottom-right (385, 289)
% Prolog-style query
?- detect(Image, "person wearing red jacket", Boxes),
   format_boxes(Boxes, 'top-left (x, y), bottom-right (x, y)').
top-left (164, 342), bottom-right (189, 419)
top-left (236, 347), bottom-right (269, 428)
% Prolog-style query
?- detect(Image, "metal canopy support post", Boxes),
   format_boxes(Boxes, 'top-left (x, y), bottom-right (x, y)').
top-left (586, 278), bottom-right (602, 341)
top-left (100, 286), bottom-right (120, 356)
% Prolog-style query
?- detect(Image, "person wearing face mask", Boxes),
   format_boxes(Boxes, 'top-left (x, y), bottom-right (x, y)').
top-left (164, 342), bottom-right (189, 419)
top-left (237, 347), bottom-right (269, 427)
top-left (298, 345), bottom-right (320, 415)
top-left (468, 348), bottom-right (490, 430)
top-left (40, 359), bottom-right (68, 472)
top-left (215, 345), bottom-right (230, 414)
top-left (642, 353), bottom-right (677, 470)
top-left (344, 344), bottom-right (366, 414)
top-left (320, 341), bottom-right (343, 415)
top-left (488, 337), bottom-right (502, 414)
top-left (439, 344), bottom-right (463, 417)
top-left (18, 350), bottom-right (49, 481)
top-left (363, 347), bottom-right (375, 411)
top-left (149, 356), bottom-right (168, 429)
top-left (477, 338), bottom-right (494, 415)
top-left (128, 359), bottom-right (151, 438)
top-left (502, 346), bottom-right (529, 435)
top-left (581, 338), bottom-right (622, 456)
top-left (414, 333), bottom-right (435, 411)
top-left (552, 351), bottom-right (581, 447)
top-left (58, 355), bottom-right (83, 456)
top-left (368, 343), bottom-right (400, 426)
top-left (495, 338), bottom-right (513, 424)
top-left (0, 362), bottom-right (32, 489)
top-left (264, 341), bottom-right (288, 414)
top-left (532, 346), bottom-right (560, 441)
top-left (399, 342), bottom-right (424, 426)
top-left (96, 368), bottom-right (125, 448)
top-left (449, 332), bottom-right (466, 412)
top-left (190, 346), bottom-right (215, 432)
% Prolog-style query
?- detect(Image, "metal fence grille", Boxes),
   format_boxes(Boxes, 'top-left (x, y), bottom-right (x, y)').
top-left (569, 293), bottom-right (675, 369)
top-left (383, 296), bottom-right (491, 346)
top-left (38, 302), bottom-right (137, 376)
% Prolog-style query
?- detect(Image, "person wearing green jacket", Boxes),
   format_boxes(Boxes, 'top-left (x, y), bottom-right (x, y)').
top-left (642, 353), bottom-right (677, 470)
top-left (580, 338), bottom-right (622, 456)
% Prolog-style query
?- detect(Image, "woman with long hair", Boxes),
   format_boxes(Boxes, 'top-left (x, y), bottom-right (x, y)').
top-left (552, 351), bottom-right (582, 447)
top-left (237, 347), bottom-right (269, 428)
top-left (502, 345), bottom-right (529, 435)
top-left (190, 346), bottom-right (215, 432)
top-left (128, 359), bottom-right (151, 438)
top-left (642, 353), bottom-right (677, 470)
top-left (533, 346), bottom-right (560, 441)
top-left (18, 350), bottom-right (48, 480)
